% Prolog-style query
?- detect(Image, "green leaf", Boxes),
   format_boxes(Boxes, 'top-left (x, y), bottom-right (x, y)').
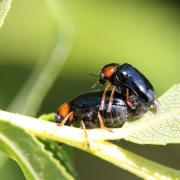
top-left (124, 84), bottom-right (180, 144)
top-left (40, 139), bottom-right (77, 178)
top-left (0, 0), bottom-right (12, 28)
top-left (39, 113), bottom-right (56, 122)
top-left (0, 154), bottom-right (25, 180)
top-left (87, 141), bottom-right (180, 179)
top-left (0, 121), bottom-right (74, 180)
top-left (39, 114), bottom-right (77, 177)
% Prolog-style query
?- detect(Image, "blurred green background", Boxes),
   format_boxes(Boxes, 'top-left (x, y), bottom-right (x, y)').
top-left (0, 0), bottom-right (180, 179)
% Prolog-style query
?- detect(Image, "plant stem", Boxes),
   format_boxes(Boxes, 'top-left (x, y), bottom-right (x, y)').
top-left (0, 110), bottom-right (180, 179)
top-left (0, 0), bottom-right (13, 28)
top-left (8, 0), bottom-right (74, 116)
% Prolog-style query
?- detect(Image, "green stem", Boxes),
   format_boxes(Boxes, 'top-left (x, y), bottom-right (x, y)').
top-left (8, 0), bottom-right (74, 116)
top-left (0, 110), bottom-right (180, 179)
top-left (87, 141), bottom-right (180, 179)
top-left (0, 0), bottom-right (13, 28)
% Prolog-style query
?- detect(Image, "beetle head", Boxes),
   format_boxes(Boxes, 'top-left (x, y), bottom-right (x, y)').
top-left (56, 102), bottom-right (72, 123)
top-left (99, 63), bottom-right (118, 84)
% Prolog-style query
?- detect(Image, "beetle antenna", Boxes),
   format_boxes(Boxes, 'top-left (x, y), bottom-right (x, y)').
top-left (88, 73), bottom-right (100, 89)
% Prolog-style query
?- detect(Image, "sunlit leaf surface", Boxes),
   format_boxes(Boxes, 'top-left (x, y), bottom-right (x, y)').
top-left (123, 84), bottom-right (180, 144)
top-left (0, 121), bottom-right (74, 180)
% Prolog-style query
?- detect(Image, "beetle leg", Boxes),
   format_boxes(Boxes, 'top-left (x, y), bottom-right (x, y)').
top-left (99, 82), bottom-right (110, 111)
top-left (125, 89), bottom-right (135, 109)
top-left (80, 120), bottom-right (90, 146)
top-left (107, 86), bottom-right (116, 113)
top-left (58, 112), bottom-right (74, 126)
top-left (152, 98), bottom-right (160, 113)
top-left (97, 111), bottom-right (105, 128)
top-left (97, 111), bottom-right (112, 132)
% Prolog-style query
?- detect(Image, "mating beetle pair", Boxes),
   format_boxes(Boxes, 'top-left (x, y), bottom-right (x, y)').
top-left (56, 63), bottom-right (158, 134)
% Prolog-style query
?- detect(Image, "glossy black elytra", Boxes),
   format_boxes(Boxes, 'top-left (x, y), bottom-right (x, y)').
top-left (56, 91), bottom-right (150, 129)
top-left (99, 63), bottom-right (158, 112)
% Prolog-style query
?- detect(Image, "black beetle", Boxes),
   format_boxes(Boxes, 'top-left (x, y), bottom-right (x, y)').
top-left (56, 91), bottom-right (152, 145)
top-left (56, 91), bottom-right (150, 129)
top-left (99, 63), bottom-right (158, 112)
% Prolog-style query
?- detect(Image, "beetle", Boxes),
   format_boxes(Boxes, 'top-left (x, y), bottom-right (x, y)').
top-left (56, 91), bottom-right (151, 144)
top-left (98, 63), bottom-right (158, 112)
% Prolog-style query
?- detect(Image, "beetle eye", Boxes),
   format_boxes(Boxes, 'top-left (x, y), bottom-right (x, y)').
top-left (102, 65), bottom-right (117, 78)
top-left (55, 114), bottom-right (62, 123)
top-left (99, 72), bottom-right (106, 84)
